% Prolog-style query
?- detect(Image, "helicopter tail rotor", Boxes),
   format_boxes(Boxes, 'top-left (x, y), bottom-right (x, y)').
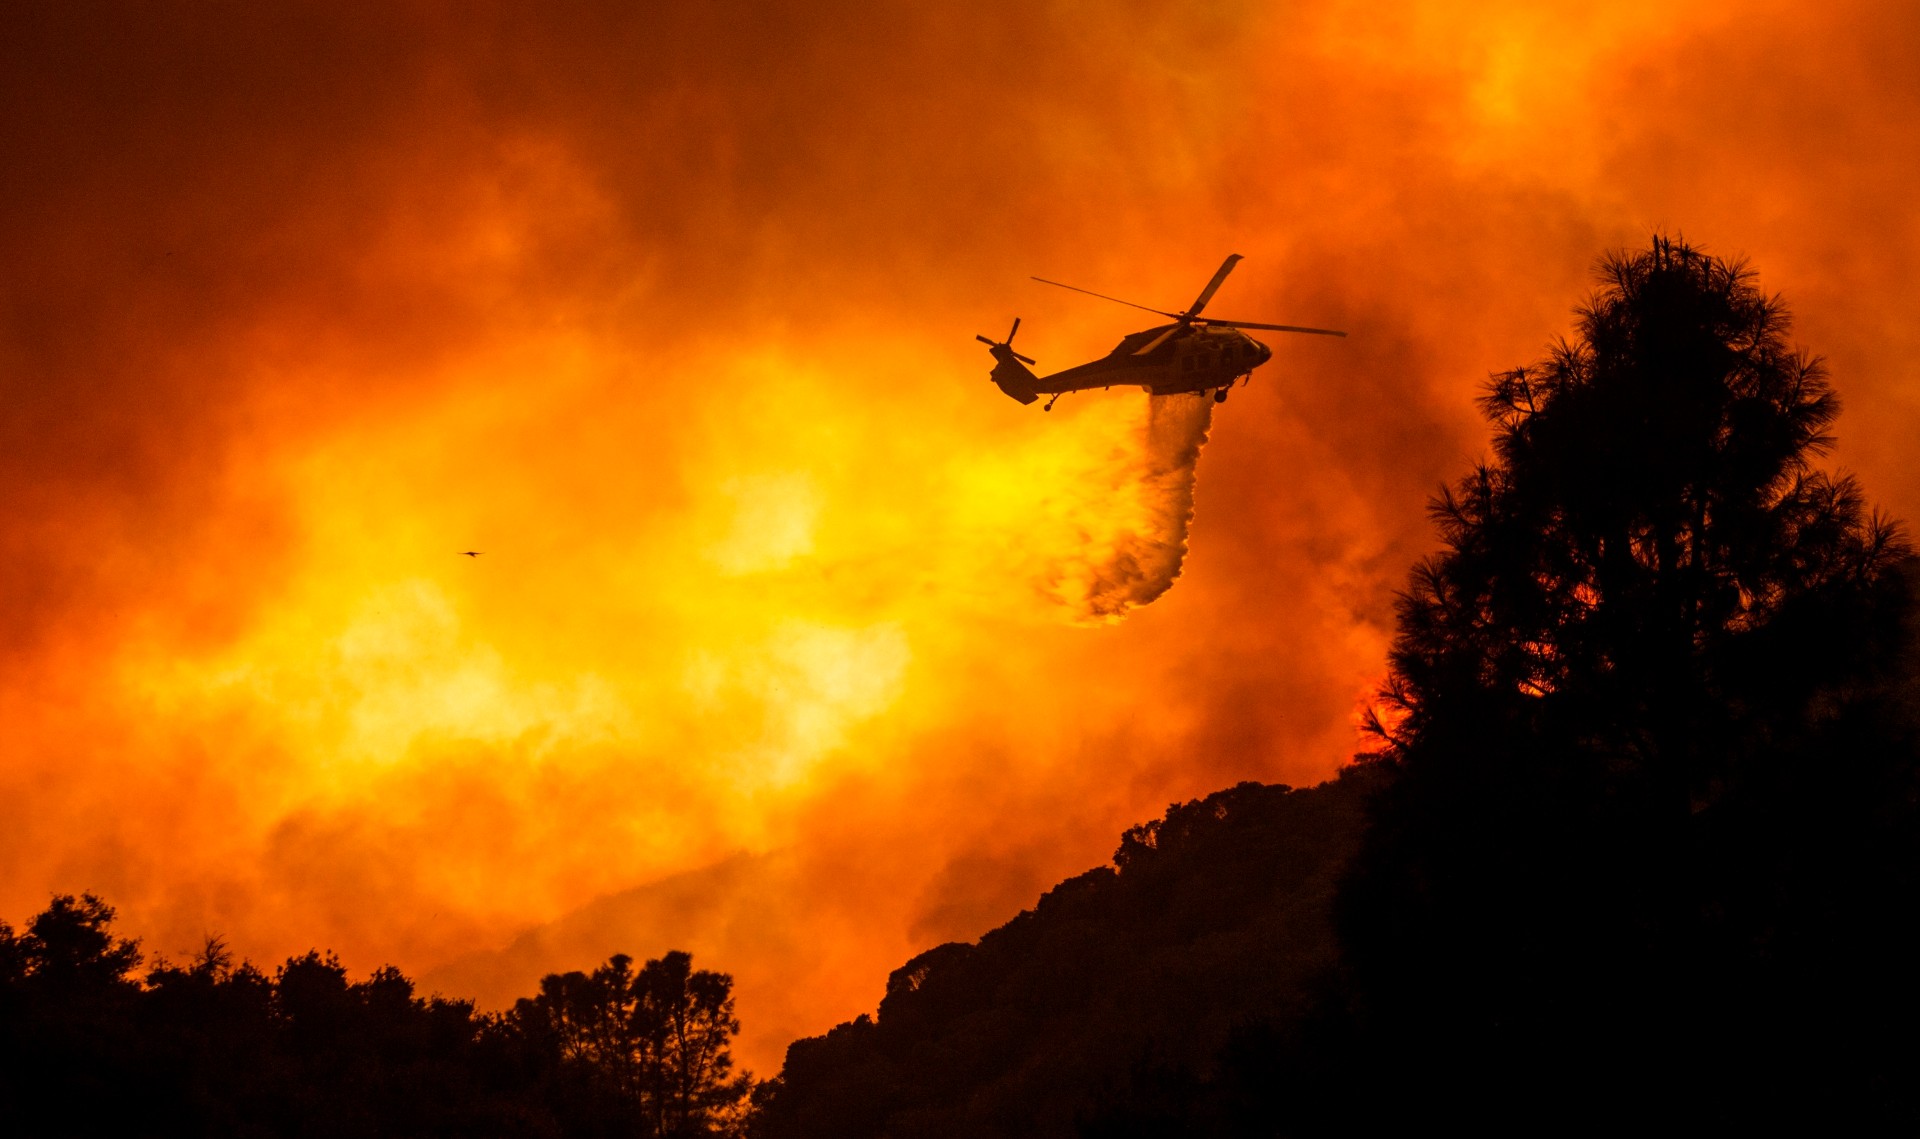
top-left (975, 318), bottom-right (1036, 365)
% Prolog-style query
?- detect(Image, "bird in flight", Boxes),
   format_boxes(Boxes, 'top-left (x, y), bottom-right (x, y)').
top-left (458, 550), bottom-right (483, 558)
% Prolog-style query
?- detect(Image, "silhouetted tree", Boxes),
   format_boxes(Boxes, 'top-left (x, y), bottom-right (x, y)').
top-left (1339, 237), bottom-right (1919, 1127)
top-left (513, 949), bottom-right (751, 1137)
top-left (12, 893), bottom-right (143, 994)
top-left (635, 951), bottom-right (751, 1137)
top-left (1370, 237), bottom-right (1903, 777)
top-left (0, 894), bottom-right (148, 1131)
top-left (0, 891), bottom-right (748, 1136)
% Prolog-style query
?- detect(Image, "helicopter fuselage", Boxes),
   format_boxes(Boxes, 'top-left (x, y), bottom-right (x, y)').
top-left (1034, 324), bottom-right (1273, 396)
top-left (983, 324), bottom-right (1274, 407)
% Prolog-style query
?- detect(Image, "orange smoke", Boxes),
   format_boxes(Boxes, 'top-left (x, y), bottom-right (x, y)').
top-left (3, 1), bottom-right (1918, 1073)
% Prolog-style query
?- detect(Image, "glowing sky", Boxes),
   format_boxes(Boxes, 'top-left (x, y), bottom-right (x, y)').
top-left (4, 1), bottom-right (1918, 1072)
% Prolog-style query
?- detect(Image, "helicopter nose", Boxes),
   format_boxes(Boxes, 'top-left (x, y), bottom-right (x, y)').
top-left (1255, 340), bottom-right (1272, 364)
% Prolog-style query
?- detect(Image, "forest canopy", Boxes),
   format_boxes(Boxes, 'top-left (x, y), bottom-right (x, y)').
top-left (0, 894), bottom-right (751, 1137)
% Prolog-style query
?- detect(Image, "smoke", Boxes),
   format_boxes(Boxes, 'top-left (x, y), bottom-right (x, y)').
top-left (4, 0), bottom-right (1920, 1079)
top-left (1048, 393), bottom-right (1216, 622)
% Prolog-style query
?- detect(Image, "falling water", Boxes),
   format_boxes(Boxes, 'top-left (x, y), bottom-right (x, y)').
top-left (1051, 392), bottom-right (1216, 622)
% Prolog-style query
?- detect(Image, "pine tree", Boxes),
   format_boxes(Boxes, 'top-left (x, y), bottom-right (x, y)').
top-left (1340, 237), bottom-right (1918, 1127)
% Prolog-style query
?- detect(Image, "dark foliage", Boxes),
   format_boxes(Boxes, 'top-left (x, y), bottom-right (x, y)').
top-left (1331, 238), bottom-right (1920, 1128)
top-left (754, 774), bottom-right (1379, 1138)
top-left (0, 895), bottom-right (749, 1137)
top-left (509, 949), bottom-right (752, 1137)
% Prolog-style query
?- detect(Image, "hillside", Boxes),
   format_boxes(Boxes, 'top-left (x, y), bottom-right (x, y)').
top-left (754, 771), bottom-right (1380, 1138)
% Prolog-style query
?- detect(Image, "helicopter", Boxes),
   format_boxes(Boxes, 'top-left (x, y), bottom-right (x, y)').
top-left (977, 254), bottom-right (1344, 410)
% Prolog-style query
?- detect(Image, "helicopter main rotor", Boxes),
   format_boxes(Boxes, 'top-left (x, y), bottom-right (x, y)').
top-left (1031, 254), bottom-right (1344, 354)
